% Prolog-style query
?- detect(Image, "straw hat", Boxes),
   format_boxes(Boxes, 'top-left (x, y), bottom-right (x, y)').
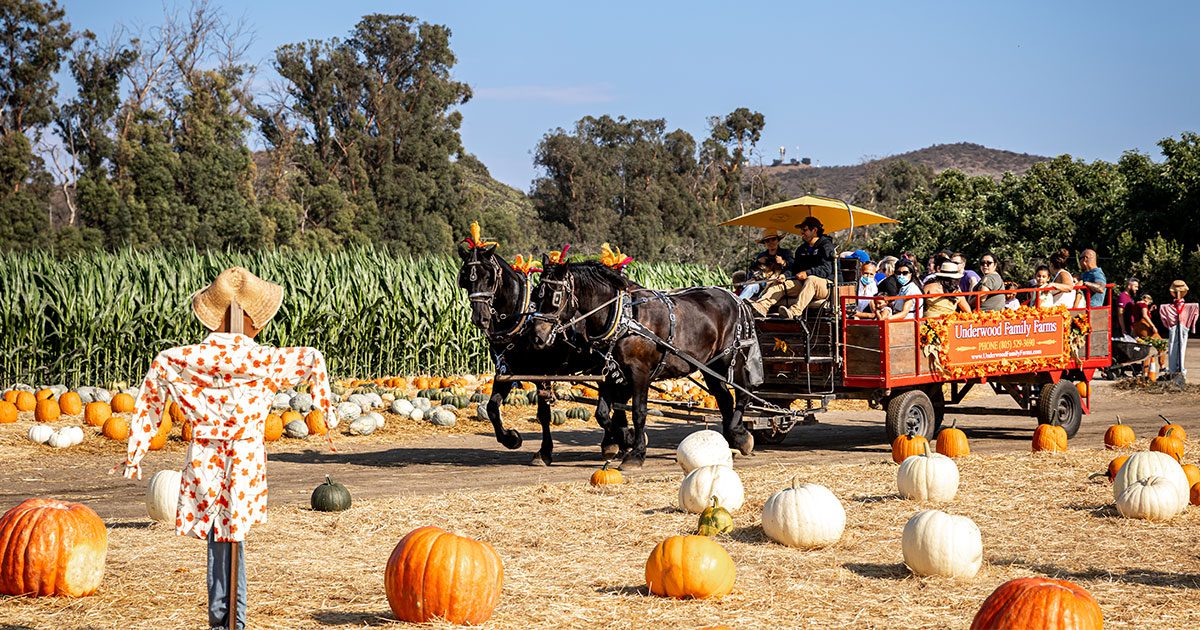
top-left (934, 261), bottom-right (964, 279)
top-left (191, 267), bottom-right (283, 331)
top-left (1170, 280), bottom-right (1189, 296)
top-left (757, 228), bottom-right (783, 244)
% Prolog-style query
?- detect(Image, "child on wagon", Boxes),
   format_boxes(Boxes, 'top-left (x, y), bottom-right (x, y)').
top-left (114, 267), bottom-right (334, 630)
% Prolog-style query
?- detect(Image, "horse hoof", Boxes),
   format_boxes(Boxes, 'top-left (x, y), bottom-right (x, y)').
top-left (618, 454), bottom-right (645, 470)
top-left (732, 431), bottom-right (755, 457)
top-left (500, 430), bottom-right (523, 450)
top-left (601, 443), bottom-right (620, 459)
top-left (530, 453), bottom-right (550, 466)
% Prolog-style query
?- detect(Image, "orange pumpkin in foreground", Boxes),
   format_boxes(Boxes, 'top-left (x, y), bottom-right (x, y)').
top-left (2, 390), bottom-right (17, 404)
top-left (58, 392), bottom-right (82, 416)
top-left (1032, 424), bottom-right (1068, 452)
top-left (891, 432), bottom-right (929, 464)
top-left (305, 409), bottom-right (328, 436)
top-left (0, 498), bottom-right (108, 597)
top-left (101, 417), bottom-right (130, 441)
top-left (1191, 482), bottom-right (1200, 507)
top-left (34, 399), bottom-right (61, 423)
top-left (110, 392), bottom-right (135, 413)
top-left (1159, 416), bottom-right (1187, 442)
top-left (34, 388), bottom-right (54, 401)
top-left (84, 402), bottom-right (111, 427)
top-left (1182, 463), bottom-right (1200, 489)
top-left (263, 413), bottom-right (283, 442)
top-left (385, 525), bottom-right (503, 625)
top-left (645, 534), bottom-right (735, 600)
top-left (14, 391), bottom-right (36, 412)
top-left (1103, 416), bottom-right (1135, 449)
top-left (935, 420), bottom-right (970, 458)
top-left (1105, 455), bottom-right (1130, 482)
top-left (0, 400), bottom-right (17, 424)
top-left (1150, 429), bottom-right (1184, 461)
top-left (970, 576), bottom-right (1102, 630)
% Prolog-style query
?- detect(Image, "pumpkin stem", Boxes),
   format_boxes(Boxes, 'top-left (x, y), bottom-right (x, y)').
top-left (1086, 471), bottom-right (1106, 480)
top-left (325, 475), bottom-right (332, 485)
top-left (710, 495), bottom-right (719, 508)
top-left (921, 441), bottom-right (930, 457)
top-left (601, 462), bottom-right (610, 471)
top-left (790, 475), bottom-right (799, 489)
top-left (1160, 414), bottom-right (1171, 425)
top-left (1115, 414), bottom-right (1122, 426)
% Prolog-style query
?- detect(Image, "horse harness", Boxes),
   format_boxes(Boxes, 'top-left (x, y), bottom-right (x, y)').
top-left (464, 252), bottom-right (534, 347)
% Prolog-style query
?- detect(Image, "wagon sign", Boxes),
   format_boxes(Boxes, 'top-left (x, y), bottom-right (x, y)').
top-left (943, 312), bottom-right (1065, 368)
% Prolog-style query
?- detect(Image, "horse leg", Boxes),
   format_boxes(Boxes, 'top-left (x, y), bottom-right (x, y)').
top-left (487, 380), bottom-right (522, 449)
top-left (619, 370), bottom-right (650, 470)
top-left (596, 380), bottom-right (630, 459)
top-left (705, 370), bottom-right (753, 456)
top-left (531, 388), bottom-right (553, 466)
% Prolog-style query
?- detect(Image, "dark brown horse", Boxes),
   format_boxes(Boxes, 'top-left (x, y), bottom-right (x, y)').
top-left (530, 260), bottom-right (760, 469)
top-left (457, 244), bottom-right (627, 465)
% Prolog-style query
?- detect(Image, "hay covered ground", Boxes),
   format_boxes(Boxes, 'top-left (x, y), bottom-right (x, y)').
top-left (2, 447), bottom-right (1198, 629)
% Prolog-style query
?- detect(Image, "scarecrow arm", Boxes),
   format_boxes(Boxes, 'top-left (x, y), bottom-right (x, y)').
top-left (274, 347), bottom-right (335, 428)
top-left (123, 353), bottom-right (173, 479)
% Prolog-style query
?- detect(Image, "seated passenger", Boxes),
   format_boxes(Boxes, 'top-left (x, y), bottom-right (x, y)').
top-left (973, 253), bottom-right (1006, 311)
top-left (749, 216), bottom-right (835, 318)
top-left (737, 229), bottom-right (793, 300)
top-left (853, 260), bottom-right (879, 318)
top-left (878, 260), bottom-right (922, 319)
top-left (1031, 265), bottom-right (1053, 307)
top-left (1003, 281), bottom-right (1022, 310)
top-left (923, 262), bottom-right (972, 318)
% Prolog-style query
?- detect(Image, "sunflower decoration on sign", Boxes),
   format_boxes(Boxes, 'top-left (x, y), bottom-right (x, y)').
top-left (599, 243), bottom-right (633, 270)
top-left (463, 221), bottom-right (499, 250)
top-left (511, 254), bottom-right (543, 275)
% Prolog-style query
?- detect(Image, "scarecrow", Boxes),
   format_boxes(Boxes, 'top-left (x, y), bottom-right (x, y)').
top-left (113, 267), bottom-right (334, 630)
top-left (1160, 279), bottom-right (1198, 381)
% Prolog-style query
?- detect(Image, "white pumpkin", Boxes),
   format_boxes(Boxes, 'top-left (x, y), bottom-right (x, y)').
top-left (146, 469), bottom-right (183, 523)
top-left (348, 416), bottom-right (377, 436)
top-left (409, 408), bottom-right (425, 421)
top-left (272, 392), bottom-right (292, 409)
top-left (390, 398), bottom-right (414, 416)
top-left (675, 430), bottom-right (734, 473)
top-left (93, 389), bottom-right (113, 403)
top-left (902, 509), bottom-right (983, 578)
top-left (761, 479), bottom-right (845, 548)
top-left (897, 450), bottom-right (959, 502)
top-left (47, 430), bottom-right (72, 449)
top-left (336, 401), bottom-right (362, 421)
top-left (1116, 475), bottom-right (1186, 521)
top-left (1113, 451), bottom-right (1189, 506)
top-left (412, 397), bottom-right (433, 411)
top-left (28, 425), bottom-right (54, 444)
top-left (429, 408), bottom-right (457, 427)
top-left (476, 403), bottom-right (490, 421)
top-left (367, 411), bottom-right (385, 430)
top-left (61, 426), bottom-right (84, 446)
top-left (679, 464), bottom-right (745, 513)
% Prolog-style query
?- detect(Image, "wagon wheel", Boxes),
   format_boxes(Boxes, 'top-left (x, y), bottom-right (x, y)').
top-left (885, 389), bottom-right (936, 442)
top-left (1037, 381), bottom-right (1083, 438)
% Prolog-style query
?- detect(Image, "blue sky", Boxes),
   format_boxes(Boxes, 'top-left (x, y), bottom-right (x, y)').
top-left (61, 1), bottom-right (1200, 189)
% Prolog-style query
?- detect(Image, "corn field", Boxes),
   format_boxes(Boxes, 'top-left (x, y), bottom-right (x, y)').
top-left (0, 248), bottom-right (727, 386)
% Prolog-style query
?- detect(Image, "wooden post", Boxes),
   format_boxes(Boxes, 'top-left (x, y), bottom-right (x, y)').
top-left (228, 540), bottom-right (238, 630)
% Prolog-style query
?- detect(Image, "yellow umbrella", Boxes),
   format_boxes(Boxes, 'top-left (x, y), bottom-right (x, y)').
top-left (719, 195), bottom-right (898, 236)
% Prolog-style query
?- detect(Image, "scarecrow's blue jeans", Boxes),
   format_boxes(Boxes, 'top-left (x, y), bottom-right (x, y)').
top-left (207, 529), bottom-right (246, 630)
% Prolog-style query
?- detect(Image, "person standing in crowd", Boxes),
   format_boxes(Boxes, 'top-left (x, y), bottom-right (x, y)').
top-left (1078, 249), bottom-right (1107, 308)
top-left (952, 252), bottom-right (980, 294)
top-left (749, 217), bottom-right (835, 318)
top-left (1159, 280), bottom-right (1198, 381)
top-left (973, 253), bottom-right (1006, 311)
top-left (1115, 277), bottom-right (1139, 339)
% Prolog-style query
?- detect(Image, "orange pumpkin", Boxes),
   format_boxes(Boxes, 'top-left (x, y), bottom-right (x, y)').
top-left (1103, 415), bottom-right (1135, 449)
top-left (101, 417), bottom-right (130, 441)
top-left (385, 526), bottom-right (503, 624)
top-left (181, 420), bottom-right (193, 443)
top-left (590, 462), bottom-right (623, 486)
top-left (935, 420), bottom-right (970, 458)
top-left (84, 402), bottom-right (111, 427)
top-left (1192, 482), bottom-right (1200, 507)
top-left (57, 392), bottom-right (82, 416)
top-left (645, 534), bottom-right (735, 599)
top-left (1105, 455), bottom-right (1130, 482)
top-left (891, 431), bottom-right (929, 464)
top-left (0, 498), bottom-right (108, 597)
top-left (1075, 381), bottom-right (1090, 398)
top-left (2, 390), bottom-right (17, 404)
top-left (148, 406), bottom-right (173, 451)
top-left (14, 391), bottom-right (36, 412)
top-left (414, 376), bottom-right (431, 390)
top-left (34, 388), bottom-right (54, 401)
top-left (1032, 424), bottom-right (1068, 452)
top-left (281, 410), bottom-right (303, 427)
top-left (305, 409), bottom-right (328, 436)
top-left (110, 393), bottom-right (135, 413)
top-left (1150, 429), bottom-right (1184, 461)
top-left (264, 414), bottom-right (283, 442)
top-left (169, 401), bottom-right (185, 426)
top-left (1159, 416), bottom-right (1187, 442)
top-left (34, 399), bottom-right (61, 423)
top-left (970, 577), bottom-right (1102, 630)
top-left (0, 400), bottom-right (16, 424)
top-left (1182, 463), bottom-right (1200, 489)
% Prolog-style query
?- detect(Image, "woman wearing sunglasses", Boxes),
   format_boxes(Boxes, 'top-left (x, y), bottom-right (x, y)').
top-left (974, 253), bottom-right (1006, 311)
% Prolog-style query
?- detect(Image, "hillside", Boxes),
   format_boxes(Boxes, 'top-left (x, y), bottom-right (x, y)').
top-left (761, 142), bottom-right (1050, 200)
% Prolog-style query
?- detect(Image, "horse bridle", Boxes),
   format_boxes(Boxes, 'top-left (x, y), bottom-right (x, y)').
top-left (534, 269), bottom-right (629, 344)
top-left (463, 250), bottom-right (533, 340)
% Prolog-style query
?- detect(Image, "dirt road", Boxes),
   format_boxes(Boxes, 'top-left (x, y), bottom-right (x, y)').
top-left (4, 364), bottom-right (1196, 521)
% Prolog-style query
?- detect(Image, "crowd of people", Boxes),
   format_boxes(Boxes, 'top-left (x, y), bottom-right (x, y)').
top-left (731, 217), bottom-right (1197, 381)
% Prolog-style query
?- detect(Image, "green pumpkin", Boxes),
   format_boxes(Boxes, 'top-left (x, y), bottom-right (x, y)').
top-left (551, 409), bottom-right (568, 426)
top-left (553, 385), bottom-right (574, 401)
top-left (696, 496), bottom-right (734, 536)
top-left (469, 391), bottom-right (489, 404)
top-left (566, 406), bottom-right (592, 420)
top-left (450, 395), bottom-right (470, 409)
top-left (504, 390), bottom-right (528, 406)
top-left (311, 475), bottom-right (351, 512)
top-left (526, 389), bottom-right (539, 405)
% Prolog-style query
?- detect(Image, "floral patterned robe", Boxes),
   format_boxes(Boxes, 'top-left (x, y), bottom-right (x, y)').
top-left (122, 332), bottom-right (333, 542)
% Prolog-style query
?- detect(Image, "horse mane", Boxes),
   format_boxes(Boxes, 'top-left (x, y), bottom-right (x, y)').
top-left (568, 260), bottom-right (639, 293)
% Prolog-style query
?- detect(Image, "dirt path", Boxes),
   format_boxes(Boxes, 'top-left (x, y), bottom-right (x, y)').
top-left (3, 373), bottom-right (1196, 521)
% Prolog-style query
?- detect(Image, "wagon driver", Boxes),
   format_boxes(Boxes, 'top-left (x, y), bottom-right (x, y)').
top-left (749, 216), bottom-right (836, 318)
top-left (113, 267), bottom-right (335, 630)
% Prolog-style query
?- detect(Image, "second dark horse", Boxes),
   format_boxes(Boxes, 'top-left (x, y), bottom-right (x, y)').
top-left (531, 261), bottom-right (760, 469)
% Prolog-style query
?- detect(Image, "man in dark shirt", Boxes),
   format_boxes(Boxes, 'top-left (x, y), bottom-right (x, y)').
top-left (749, 216), bottom-right (836, 317)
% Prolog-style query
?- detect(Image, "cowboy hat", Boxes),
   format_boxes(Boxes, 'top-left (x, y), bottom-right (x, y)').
top-left (934, 261), bottom-right (964, 279)
top-left (1170, 280), bottom-right (1189, 295)
top-left (757, 228), bottom-right (784, 244)
top-left (191, 267), bottom-right (283, 331)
